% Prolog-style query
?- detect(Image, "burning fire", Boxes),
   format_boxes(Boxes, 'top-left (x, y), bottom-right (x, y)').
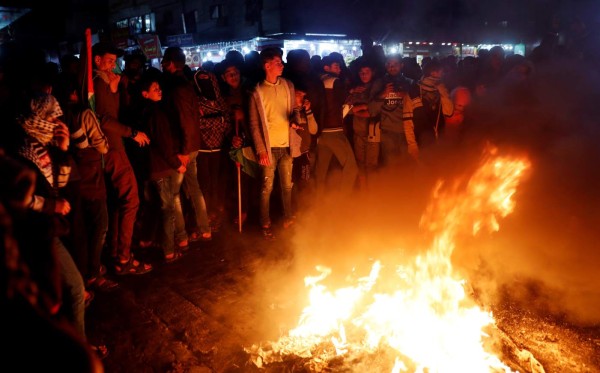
top-left (248, 146), bottom-right (531, 372)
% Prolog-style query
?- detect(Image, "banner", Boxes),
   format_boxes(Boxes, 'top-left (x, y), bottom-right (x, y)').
top-left (137, 34), bottom-right (162, 59)
top-left (111, 27), bottom-right (130, 48)
top-left (166, 33), bottom-right (194, 47)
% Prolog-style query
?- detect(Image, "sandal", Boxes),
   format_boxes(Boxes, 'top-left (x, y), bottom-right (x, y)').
top-left (164, 250), bottom-right (183, 264)
top-left (87, 276), bottom-right (119, 292)
top-left (209, 216), bottom-right (222, 233)
top-left (91, 344), bottom-right (109, 360)
top-left (114, 255), bottom-right (153, 276)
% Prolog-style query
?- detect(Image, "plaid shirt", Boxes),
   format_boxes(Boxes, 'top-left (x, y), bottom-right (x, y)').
top-left (194, 69), bottom-right (231, 150)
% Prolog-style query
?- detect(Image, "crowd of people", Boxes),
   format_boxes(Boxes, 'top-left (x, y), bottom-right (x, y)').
top-left (0, 30), bottom-right (592, 369)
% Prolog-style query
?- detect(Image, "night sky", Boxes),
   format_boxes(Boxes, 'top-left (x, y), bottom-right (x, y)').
top-left (2, 0), bottom-right (599, 47)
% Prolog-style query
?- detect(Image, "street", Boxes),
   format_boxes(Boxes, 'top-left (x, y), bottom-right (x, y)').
top-left (87, 214), bottom-right (600, 373)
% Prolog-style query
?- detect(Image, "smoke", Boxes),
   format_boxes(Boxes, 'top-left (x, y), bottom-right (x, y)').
top-left (248, 59), bottom-right (600, 349)
top-left (247, 161), bottom-right (441, 340)
top-left (451, 58), bottom-right (600, 326)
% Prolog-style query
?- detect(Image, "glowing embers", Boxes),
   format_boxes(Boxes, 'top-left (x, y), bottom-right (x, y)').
top-left (247, 146), bottom-right (531, 372)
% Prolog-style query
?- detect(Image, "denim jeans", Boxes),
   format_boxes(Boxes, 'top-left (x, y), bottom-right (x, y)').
top-left (153, 174), bottom-right (179, 256)
top-left (175, 151), bottom-right (210, 240)
top-left (55, 238), bottom-right (86, 339)
top-left (260, 147), bottom-right (293, 227)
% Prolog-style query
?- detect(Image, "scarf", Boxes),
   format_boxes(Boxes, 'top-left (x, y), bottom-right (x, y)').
top-left (19, 94), bottom-right (63, 145)
top-left (94, 70), bottom-right (112, 85)
top-left (419, 76), bottom-right (441, 111)
top-left (18, 94), bottom-right (70, 189)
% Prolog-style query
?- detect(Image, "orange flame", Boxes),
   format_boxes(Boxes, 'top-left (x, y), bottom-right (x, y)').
top-left (248, 145), bottom-right (531, 372)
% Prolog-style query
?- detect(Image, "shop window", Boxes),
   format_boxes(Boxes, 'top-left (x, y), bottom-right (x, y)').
top-left (116, 19), bottom-right (128, 28)
top-left (144, 13), bottom-right (155, 33)
top-left (129, 16), bottom-right (143, 35)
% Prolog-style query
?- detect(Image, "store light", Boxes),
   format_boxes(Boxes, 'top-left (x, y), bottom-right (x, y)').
top-left (441, 43), bottom-right (446, 46)
top-left (429, 42), bottom-right (433, 45)
top-left (390, 46), bottom-right (398, 53)
top-left (219, 50), bottom-right (224, 56)
top-left (306, 33), bottom-right (346, 37)
top-left (242, 46), bottom-right (250, 54)
top-left (408, 41), bottom-right (413, 45)
top-left (196, 48), bottom-right (200, 52)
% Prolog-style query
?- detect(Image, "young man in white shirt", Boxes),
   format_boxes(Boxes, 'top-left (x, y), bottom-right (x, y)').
top-left (248, 48), bottom-right (301, 239)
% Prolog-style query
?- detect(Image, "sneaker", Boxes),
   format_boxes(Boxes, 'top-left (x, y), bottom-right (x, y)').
top-left (176, 240), bottom-right (190, 252)
top-left (190, 231), bottom-right (211, 242)
top-left (164, 250), bottom-right (184, 264)
top-left (262, 226), bottom-right (275, 240)
top-left (233, 212), bottom-right (248, 226)
top-left (87, 276), bottom-right (119, 292)
top-left (138, 240), bottom-right (154, 249)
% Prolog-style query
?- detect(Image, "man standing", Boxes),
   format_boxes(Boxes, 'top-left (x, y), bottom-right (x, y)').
top-left (410, 60), bottom-right (453, 149)
top-left (193, 67), bottom-right (230, 231)
top-left (369, 54), bottom-right (417, 166)
top-left (314, 55), bottom-right (358, 196)
top-left (92, 42), bottom-right (153, 275)
top-left (248, 47), bottom-right (300, 240)
top-left (160, 47), bottom-right (212, 246)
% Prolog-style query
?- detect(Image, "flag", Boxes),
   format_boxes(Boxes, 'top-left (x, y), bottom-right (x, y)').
top-left (229, 146), bottom-right (260, 178)
top-left (79, 28), bottom-right (95, 112)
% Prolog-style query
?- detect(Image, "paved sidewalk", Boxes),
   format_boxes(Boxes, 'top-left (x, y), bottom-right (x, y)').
top-left (87, 222), bottom-right (295, 373)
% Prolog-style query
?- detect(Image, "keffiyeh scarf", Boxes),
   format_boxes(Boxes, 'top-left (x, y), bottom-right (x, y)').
top-left (18, 94), bottom-right (70, 189)
top-left (418, 76), bottom-right (442, 111)
top-left (19, 94), bottom-right (63, 145)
